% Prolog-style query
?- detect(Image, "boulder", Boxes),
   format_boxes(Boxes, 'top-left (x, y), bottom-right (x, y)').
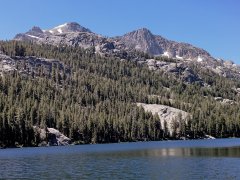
top-left (33, 126), bottom-right (71, 146)
top-left (47, 128), bottom-right (71, 146)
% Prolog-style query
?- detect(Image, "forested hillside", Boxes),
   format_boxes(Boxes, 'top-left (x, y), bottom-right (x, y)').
top-left (1, 41), bottom-right (240, 147)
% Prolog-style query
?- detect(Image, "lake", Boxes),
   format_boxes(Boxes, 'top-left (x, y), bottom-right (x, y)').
top-left (0, 139), bottom-right (240, 179)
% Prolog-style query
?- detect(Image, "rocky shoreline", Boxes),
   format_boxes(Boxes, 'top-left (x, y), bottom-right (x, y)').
top-left (0, 133), bottom-right (217, 149)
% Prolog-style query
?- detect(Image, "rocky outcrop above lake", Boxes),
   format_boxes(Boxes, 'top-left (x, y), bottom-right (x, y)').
top-left (0, 52), bottom-right (16, 75)
top-left (33, 126), bottom-right (71, 146)
top-left (144, 59), bottom-right (203, 84)
top-left (0, 52), bottom-right (68, 78)
top-left (137, 103), bottom-right (189, 136)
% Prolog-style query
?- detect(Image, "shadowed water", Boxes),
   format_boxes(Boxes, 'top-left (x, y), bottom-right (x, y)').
top-left (1, 139), bottom-right (240, 179)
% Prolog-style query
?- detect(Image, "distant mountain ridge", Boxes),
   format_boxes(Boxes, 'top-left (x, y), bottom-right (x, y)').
top-left (14, 22), bottom-right (215, 62)
top-left (13, 22), bottom-right (240, 81)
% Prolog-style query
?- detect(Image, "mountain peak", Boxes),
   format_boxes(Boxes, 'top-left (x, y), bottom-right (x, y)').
top-left (127, 27), bottom-right (153, 37)
top-left (47, 22), bottom-right (91, 34)
top-left (30, 26), bottom-right (43, 33)
top-left (119, 27), bottom-right (162, 55)
top-left (135, 27), bottom-right (152, 33)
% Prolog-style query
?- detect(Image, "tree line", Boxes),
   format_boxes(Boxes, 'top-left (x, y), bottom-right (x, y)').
top-left (0, 41), bottom-right (240, 147)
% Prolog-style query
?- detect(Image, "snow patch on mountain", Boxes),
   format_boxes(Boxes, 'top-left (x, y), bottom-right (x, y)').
top-left (176, 55), bottom-right (183, 60)
top-left (57, 28), bottom-right (63, 34)
top-left (55, 23), bottom-right (68, 29)
top-left (53, 23), bottom-right (68, 34)
top-left (197, 56), bottom-right (203, 62)
top-left (163, 51), bottom-right (170, 58)
top-left (26, 34), bottom-right (41, 39)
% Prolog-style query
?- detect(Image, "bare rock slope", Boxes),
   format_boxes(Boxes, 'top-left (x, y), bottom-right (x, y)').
top-left (137, 103), bottom-right (189, 136)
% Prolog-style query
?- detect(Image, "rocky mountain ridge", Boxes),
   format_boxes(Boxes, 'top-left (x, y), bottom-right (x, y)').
top-left (113, 28), bottom-right (213, 61)
top-left (12, 22), bottom-right (240, 82)
top-left (13, 22), bottom-right (215, 61)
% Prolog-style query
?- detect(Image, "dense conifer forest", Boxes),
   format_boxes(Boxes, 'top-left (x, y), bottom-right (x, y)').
top-left (1, 41), bottom-right (240, 147)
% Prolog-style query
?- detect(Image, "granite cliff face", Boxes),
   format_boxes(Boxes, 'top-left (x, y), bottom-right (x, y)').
top-left (0, 51), bottom-right (67, 77)
top-left (114, 28), bottom-right (213, 61)
top-left (137, 103), bottom-right (189, 136)
top-left (114, 28), bottom-right (163, 55)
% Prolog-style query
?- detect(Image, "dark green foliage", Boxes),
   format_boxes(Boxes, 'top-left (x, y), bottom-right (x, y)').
top-left (0, 41), bottom-right (240, 147)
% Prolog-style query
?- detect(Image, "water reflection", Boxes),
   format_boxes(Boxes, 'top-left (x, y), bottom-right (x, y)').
top-left (94, 146), bottom-right (240, 158)
top-left (1, 140), bottom-right (240, 179)
top-left (150, 146), bottom-right (240, 157)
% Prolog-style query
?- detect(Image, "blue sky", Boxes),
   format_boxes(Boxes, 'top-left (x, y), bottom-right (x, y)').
top-left (0, 0), bottom-right (239, 63)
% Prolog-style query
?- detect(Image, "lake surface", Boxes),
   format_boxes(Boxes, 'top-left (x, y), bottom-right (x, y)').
top-left (1, 139), bottom-right (240, 179)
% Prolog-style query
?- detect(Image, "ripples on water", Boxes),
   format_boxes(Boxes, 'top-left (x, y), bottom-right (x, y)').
top-left (0, 139), bottom-right (240, 179)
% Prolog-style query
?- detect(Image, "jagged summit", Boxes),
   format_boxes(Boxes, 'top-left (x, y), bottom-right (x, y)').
top-left (29, 26), bottom-right (43, 34)
top-left (46, 22), bottom-right (92, 34)
top-left (124, 27), bottom-right (154, 38)
top-left (132, 27), bottom-right (152, 33)
top-left (118, 27), bottom-right (163, 55)
top-left (14, 22), bottom-right (93, 43)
